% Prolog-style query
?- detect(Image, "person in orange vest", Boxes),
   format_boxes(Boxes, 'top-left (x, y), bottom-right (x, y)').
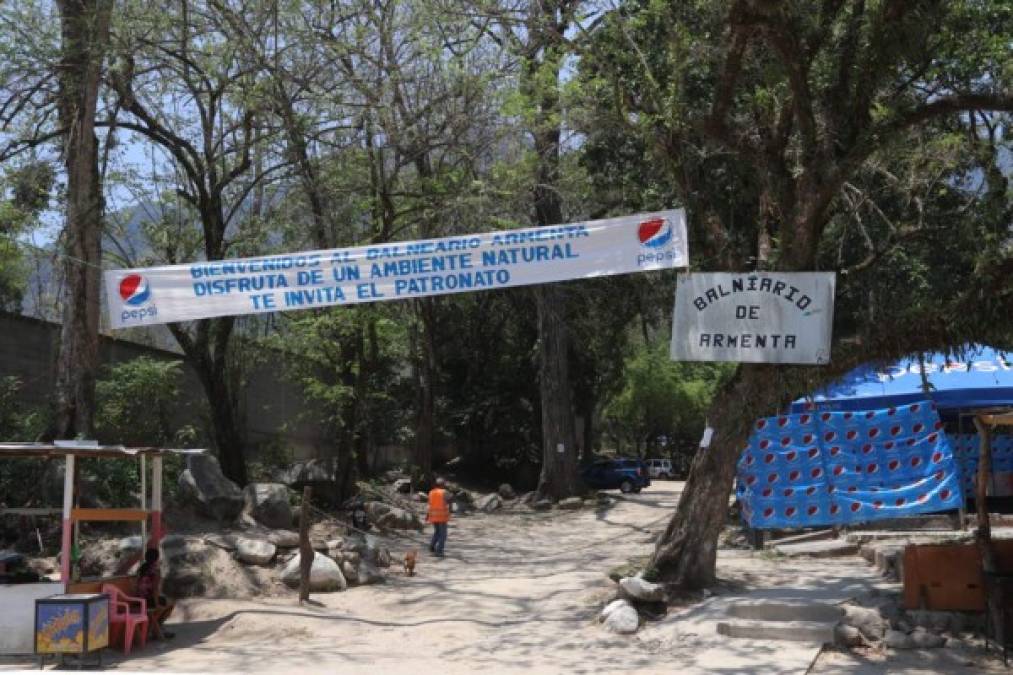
top-left (426, 477), bottom-right (451, 557)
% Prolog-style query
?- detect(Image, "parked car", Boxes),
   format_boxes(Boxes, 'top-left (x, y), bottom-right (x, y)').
top-left (645, 458), bottom-right (674, 479)
top-left (581, 458), bottom-right (651, 493)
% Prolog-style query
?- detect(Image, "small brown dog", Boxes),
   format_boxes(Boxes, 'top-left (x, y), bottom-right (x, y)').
top-left (403, 549), bottom-right (418, 577)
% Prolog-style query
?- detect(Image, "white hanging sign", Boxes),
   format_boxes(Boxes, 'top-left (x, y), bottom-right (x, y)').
top-left (671, 272), bottom-right (835, 364)
top-left (105, 210), bottom-right (688, 329)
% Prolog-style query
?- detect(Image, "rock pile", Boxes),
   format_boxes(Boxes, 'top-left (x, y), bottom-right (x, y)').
top-left (836, 601), bottom-right (961, 650)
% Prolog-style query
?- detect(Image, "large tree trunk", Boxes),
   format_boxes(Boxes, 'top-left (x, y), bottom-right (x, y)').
top-left (413, 298), bottom-right (437, 480)
top-left (649, 364), bottom-right (790, 587)
top-left (201, 354), bottom-right (247, 486)
top-left (53, 0), bottom-right (112, 439)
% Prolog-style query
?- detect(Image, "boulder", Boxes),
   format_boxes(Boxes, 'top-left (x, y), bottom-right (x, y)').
top-left (242, 483), bottom-right (293, 529)
top-left (280, 552), bottom-right (347, 592)
top-left (834, 624), bottom-right (865, 647)
top-left (476, 494), bottom-right (503, 513)
top-left (341, 560), bottom-right (359, 584)
top-left (521, 491), bottom-right (537, 505)
top-left (884, 630), bottom-right (915, 649)
top-left (618, 576), bottom-right (665, 602)
top-left (357, 561), bottom-right (383, 585)
top-left (118, 536), bottom-right (143, 555)
top-left (498, 483), bottom-right (517, 500)
top-left (910, 627), bottom-right (946, 648)
top-left (600, 599), bottom-right (639, 634)
top-left (178, 455), bottom-right (244, 521)
top-left (393, 478), bottom-right (412, 494)
top-left (236, 537), bottom-right (276, 565)
top-left (267, 530), bottom-right (301, 548)
top-left (364, 501), bottom-right (423, 531)
top-left (275, 458), bottom-right (339, 489)
top-left (344, 533), bottom-right (391, 567)
top-left (203, 534), bottom-right (238, 551)
top-left (843, 605), bottom-right (888, 642)
top-left (557, 497), bottom-right (583, 510)
top-left (531, 499), bottom-right (553, 511)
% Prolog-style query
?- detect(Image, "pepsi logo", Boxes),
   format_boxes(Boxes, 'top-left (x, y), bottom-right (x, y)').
top-left (846, 430), bottom-right (858, 440)
top-left (927, 433), bottom-right (938, 443)
top-left (847, 485), bottom-right (858, 493)
top-left (830, 446), bottom-right (841, 457)
top-left (799, 414), bottom-right (811, 425)
top-left (821, 413), bottom-right (832, 422)
top-left (843, 412), bottom-right (854, 420)
top-left (785, 507), bottom-right (797, 517)
top-left (765, 453), bottom-right (775, 464)
top-left (865, 411), bottom-right (876, 419)
top-left (850, 502), bottom-right (861, 512)
top-left (637, 217), bottom-right (673, 248)
top-left (906, 438), bottom-right (916, 446)
top-left (890, 425), bottom-right (902, 436)
top-left (745, 455), bottom-right (755, 466)
top-left (781, 437), bottom-right (792, 447)
top-left (887, 407), bottom-right (897, 416)
top-left (802, 434), bottom-right (813, 444)
top-left (806, 486), bottom-right (817, 496)
top-left (910, 457), bottom-right (921, 467)
top-left (895, 497), bottom-right (906, 506)
top-left (763, 507), bottom-right (774, 518)
top-left (873, 500), bottom-right (884, 509)
top-left (910, 403), bottom-right (921, 412)
top-left (825, 432), bottom-right (837, 442)
top-left (868, 428), bottom-right (880, 438)
top-left (934, 470), bottom-right (945, 481)
top-left (917, 494), bottom-right (929, 503)
top-left (830, 504), bottom-right (841, 515)
top-left (768, 473), bottom-right (779, 484)
top-left (833, 466), bottom-right (844, 476)
top-left (811, 467), bottom-right (823, 478)
top-left (862, 444), bottom-right (873, 454)
top-left (759, 439), bottom-right (771, 450)
top-left (807, 505), bottom-right (819, 516)
top-left (762, 487), bottom-right (773, 497)
top-left (786, 451), bottom-right (798, 462)
top-left (827, 485), bottom-right (836, 494)
top-left (867, 463), bottom-right (878, 474)
top-left (940, 489), bottom-right (952, 501)
top-left (788, 470), bottom-right (801, 481)
top-left (118, 274), bottom-right (151, 306)
top-left (884, 441), bottom-right (895, 450)
top-left (777, 416), bottom-right (789, 427)
top-left (783, 488), bottom-right (794, 497)
top-left (912, 423), bottom-right (924, 434)
top-left (888, 460), bottom-right (900, 471)
top-left (756, 420), bottom-right (767, 430)
top-left (934, 421), bottom-right (944, 430)
top-left (745, 475), bottom-right (757, 485)
top-left (807, 448), bottom-right (820, 459)
top-left (932, 452), bottom-right (943, 464)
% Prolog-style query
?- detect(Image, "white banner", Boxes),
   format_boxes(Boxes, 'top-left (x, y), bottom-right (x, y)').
top-left (670, 272), bottom-right (835, 364)
top-left (105, 210), bottom-right (687, 329)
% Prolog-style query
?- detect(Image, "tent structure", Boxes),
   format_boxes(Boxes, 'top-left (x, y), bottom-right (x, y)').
top-left (792, 346), bottom-right (1013, 413)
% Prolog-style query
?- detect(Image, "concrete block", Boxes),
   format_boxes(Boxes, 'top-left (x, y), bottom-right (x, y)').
top-left (727, 601), bottom-right (844, 623)
top-left (716, 620), bottom-right (836, 644)
top-left (772, 538), bottom-right (858, 558)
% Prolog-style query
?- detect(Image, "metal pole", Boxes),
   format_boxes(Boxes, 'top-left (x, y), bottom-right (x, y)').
top-left (140, 455), bottom-right (147, 547)
top-left (151, 456), bottom-right (163, 547)
top-left (61, 454), bottom-right (75, 587)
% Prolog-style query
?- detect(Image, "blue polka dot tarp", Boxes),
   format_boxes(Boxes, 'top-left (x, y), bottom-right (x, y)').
top-left (737, 400), bottom-right (963, 529)
top-left (951, 433), bottom-right (1013, 493)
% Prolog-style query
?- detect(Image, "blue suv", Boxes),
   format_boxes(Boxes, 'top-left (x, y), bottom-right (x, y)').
top-left (581, 458), bottom-right (651, 493)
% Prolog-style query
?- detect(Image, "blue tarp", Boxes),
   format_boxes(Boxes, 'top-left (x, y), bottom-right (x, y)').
top-left (951, 433), bottom-right (1013, 494)
top-left (737, 401), bottom-right (963, 529)
top-left (791, 346), bottom-right (1013, 412)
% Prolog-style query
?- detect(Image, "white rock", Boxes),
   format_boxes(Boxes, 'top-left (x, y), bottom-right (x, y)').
top-left (280, 552), bottom-right (347, 592)
top-left (341, 560), bottom-right (359, 584)
top-left (118, 536), bottom-right (143, 554)
top-left (557, 497), bottom-right (583, 510)
top-left (267, 530), bottom-right (300, 548)
top-left (618, 576), bottom-right (665, 602)
top-left (910, 627), bottom-right (946, 648)
top-left (498, 483), bottom-right (516, 499)
top-left (844, 605), bottom-right (887, 641)
top-left (476, 494), bottom-right (503, 513)
top-left (531, 499), bottom-right (553, 511)
top-left (600, 599), bottom-right (639, 634)
top-left (236, 537), bottom-right (276, 565)
top-left (884, 630), bottom-right (915, 649)
top-left (834, 624), bottom-right (864, 647)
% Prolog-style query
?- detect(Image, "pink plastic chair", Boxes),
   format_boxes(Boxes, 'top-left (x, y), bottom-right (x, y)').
top-left (103, 583), bottom-right (149, 654)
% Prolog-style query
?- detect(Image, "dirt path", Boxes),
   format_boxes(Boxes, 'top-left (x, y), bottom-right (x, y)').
top-left (104, 485), bottom-right (684, 674)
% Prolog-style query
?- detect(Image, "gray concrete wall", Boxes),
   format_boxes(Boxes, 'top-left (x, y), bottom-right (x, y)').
top-left (0, 312), bottom-right (327, 460)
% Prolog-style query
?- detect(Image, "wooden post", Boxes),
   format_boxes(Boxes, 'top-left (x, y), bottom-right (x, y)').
top-left (972, 417), bottom-right (996, 573)
top-left (298, 486), bottom-right (312, 602)
top-left (140, 455), bottom-right (147, 547)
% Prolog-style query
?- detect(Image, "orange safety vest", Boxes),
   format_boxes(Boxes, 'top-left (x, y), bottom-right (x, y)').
top-left (427, 488), bottom-right (450, 524)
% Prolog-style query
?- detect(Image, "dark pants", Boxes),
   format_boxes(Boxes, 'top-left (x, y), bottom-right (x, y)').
top-left (430, 522), bottom-right (448, 555)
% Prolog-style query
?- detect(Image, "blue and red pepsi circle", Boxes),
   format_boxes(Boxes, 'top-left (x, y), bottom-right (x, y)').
top-left (119, 274), bottom-right (151, 306)
top-left (637, 217), bottom-right (673, 248)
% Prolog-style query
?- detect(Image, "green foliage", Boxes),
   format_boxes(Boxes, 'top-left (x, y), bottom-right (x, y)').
top-left (603, 343), bottom-right (731, 461)
top-left (95, 357), bottom-right (192, 446)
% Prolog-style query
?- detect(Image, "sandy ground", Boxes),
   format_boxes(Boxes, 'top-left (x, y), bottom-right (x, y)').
top-left (2, 483), bottom-right (1006, 674)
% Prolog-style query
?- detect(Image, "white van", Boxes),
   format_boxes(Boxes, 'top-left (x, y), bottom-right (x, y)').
top-left (646, 458), bottom-right (674, 479)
